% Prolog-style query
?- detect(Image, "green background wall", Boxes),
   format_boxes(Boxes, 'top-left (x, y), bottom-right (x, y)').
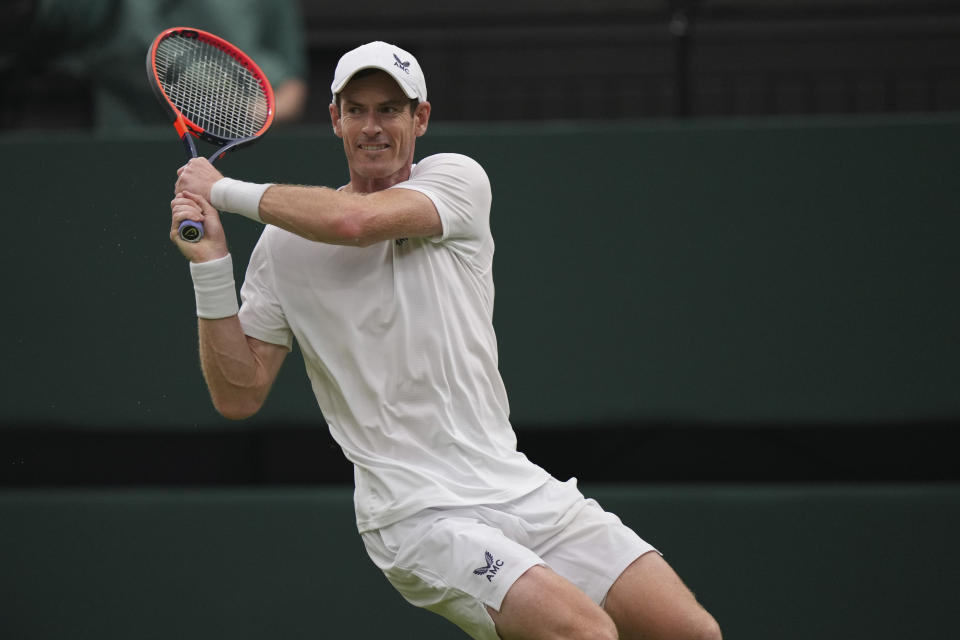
top-left (2, 117), bottom-right (958, 639)
top-left (2, 485), bottom-right (958, 639)
top-left (2, 114), bottom-right (958, 429)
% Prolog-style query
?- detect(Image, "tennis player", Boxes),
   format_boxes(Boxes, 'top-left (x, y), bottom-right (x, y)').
top-left (170, 41), bottom-right (721, 640)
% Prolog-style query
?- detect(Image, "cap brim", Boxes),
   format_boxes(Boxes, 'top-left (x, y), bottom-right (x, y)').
top-left (332, 66), bottom-right (420, 100)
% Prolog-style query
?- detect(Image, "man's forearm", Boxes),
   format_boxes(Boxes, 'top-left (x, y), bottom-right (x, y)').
top-left (258, 184), bottom-right (366, 245)
top-left (213, 182), bottom-right (439, 248)
top-left (198, 316), bottom-right (273, 420)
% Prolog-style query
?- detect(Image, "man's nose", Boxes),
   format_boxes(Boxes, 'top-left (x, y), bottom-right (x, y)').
top-left (361, 113), bottom-right (382, 135)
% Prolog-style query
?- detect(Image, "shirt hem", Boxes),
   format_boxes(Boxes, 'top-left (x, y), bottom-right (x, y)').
top-left (354, 473), bottom-right (552, 534)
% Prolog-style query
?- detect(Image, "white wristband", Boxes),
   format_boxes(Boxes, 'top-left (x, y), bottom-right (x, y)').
top-left (189, 254), bottom-right (239, 319)
top-left (209, 178), bottom-right (272, 222)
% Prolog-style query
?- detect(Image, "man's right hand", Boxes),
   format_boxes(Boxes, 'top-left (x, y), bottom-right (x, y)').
top-left (170, 191), bottom-right (229, 262)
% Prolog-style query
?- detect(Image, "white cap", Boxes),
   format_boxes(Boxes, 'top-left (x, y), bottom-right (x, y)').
top-left (331, 41), bottom-right (427, 102)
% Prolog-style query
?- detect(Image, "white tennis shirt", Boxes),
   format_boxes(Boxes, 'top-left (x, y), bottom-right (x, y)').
top-left (238, 153), bottom-right (550, 532)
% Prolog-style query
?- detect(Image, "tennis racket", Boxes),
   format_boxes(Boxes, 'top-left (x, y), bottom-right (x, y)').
top-left (146, 27), bottom-right (275, 242)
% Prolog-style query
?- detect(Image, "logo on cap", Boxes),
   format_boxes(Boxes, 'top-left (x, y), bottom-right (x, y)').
top-left (393, 53), bottom-right (411, 74)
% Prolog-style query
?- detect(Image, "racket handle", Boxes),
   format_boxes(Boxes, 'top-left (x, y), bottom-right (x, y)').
top-left (179, 219), bottom-right (204, 243)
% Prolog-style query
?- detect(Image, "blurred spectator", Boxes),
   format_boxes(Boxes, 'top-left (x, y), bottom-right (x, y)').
top-left (10, 0), bottom-right (308, 128)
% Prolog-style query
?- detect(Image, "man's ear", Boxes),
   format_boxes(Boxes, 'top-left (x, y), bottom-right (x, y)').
top-left (329, 102), bottom-right (343, 138)
top-left (414, 101), bottom-right (431, 137)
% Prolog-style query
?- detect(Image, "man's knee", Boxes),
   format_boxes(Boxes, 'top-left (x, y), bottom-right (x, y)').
top-left (490, 599), bottom-right (619, 640)
top-left (502, 610), bottom-right (620, 640)
top-left (683, 609), bottom-right (722, 640)
top-left (617, 607), bottom-right (720, 640)
top-left (602, 551), bottom-right (722, 640)
top-left (489, 564), bottom-right (621, 640)
top-left (566, 610), bottom-right (619, 640)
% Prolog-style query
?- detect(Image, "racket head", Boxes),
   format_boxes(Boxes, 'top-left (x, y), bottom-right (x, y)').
top-left (146, 27), bottom-right (275, 150)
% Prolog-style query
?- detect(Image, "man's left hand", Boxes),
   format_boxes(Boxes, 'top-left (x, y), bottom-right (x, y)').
top-left (176, 157), bottom-right (224, 202)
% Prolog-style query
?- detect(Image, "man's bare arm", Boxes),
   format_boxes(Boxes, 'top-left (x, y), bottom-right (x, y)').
top-left (174, 158), bottom-right (442, 248)
top-left (170, 191), bottom-right (289, 420)
top-left (198, 317), bottom-right (288, 420)
top-left (258, 184), bottom-right (441, 247)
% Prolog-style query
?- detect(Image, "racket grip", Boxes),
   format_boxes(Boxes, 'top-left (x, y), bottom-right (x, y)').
top-left (179, 219), bottom-right (204, 243)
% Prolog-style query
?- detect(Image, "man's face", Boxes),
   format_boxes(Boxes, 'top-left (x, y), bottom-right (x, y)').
top-left (330, 71), bottom-right (430, 187)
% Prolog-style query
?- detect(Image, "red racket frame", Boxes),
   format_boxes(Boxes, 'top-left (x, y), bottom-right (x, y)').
top-left (146, 27), bottom-right (275, 240)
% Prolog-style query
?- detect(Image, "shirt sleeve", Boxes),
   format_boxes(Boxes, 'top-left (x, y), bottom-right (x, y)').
top-left (238, 232), bottom-right (294, 350)
top-left (390, 153), bottom-right (493, 263)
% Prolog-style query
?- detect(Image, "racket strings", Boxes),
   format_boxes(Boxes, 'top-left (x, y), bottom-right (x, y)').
top-left (155, 35), bottom-right (269, 139)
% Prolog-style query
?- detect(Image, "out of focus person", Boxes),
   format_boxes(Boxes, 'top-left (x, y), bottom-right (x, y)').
top-left (19, 0), bottom-right (308, 127)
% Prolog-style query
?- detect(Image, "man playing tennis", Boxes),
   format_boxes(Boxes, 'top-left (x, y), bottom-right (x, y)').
top-left (170, 41), bottom-right (721, 640)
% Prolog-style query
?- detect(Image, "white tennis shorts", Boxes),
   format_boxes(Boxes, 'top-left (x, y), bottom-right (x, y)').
top-left (361, 477), bottom-right (658, 640)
